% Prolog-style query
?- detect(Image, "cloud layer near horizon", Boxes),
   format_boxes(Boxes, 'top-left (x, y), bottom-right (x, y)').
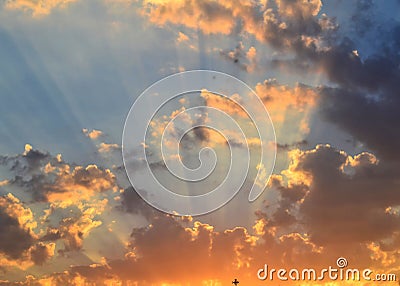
top-left (0, 143), bottom-right (399, 285)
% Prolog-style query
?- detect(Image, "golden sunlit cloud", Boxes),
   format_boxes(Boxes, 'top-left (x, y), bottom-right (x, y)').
top-left (98, 142), bottom-right (121, 153)
top-left (82, 128), bottom-right (104, 140)
top-left (5, 0), bottom-right (78, 17)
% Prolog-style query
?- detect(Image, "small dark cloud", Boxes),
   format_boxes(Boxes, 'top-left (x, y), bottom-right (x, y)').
top-left (119, 186), bottom-right (156, 219)
top-left (30, 242), bottom-right (54, 265)
top-left (219, 43), bottom-right (248, 70)
top-left (276, 140), bottom-right (308, 152)
top-left (40, 228), bottom-right (62, 242)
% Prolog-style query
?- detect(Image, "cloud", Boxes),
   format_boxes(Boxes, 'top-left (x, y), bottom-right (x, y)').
top-left (57, 213), bottom-right (103, 253)
top-left (266, 10), bottom-right (400, 161)
top-left (47, 164), bottom-right (116, 201)
top-left (0, 145), bottom-right (117, 204)
top-left (119, 186), bottom-right (155, 219)
top-left (273, 144), bottom-right (400, 246)
top-left (0, 194), bottom-right (36, 260)
top-left (3, 169), bottom-right (399, 285)
top-left (29, 242), bottom-right (55, 265)
top-left (66, 210), bottom-right (375, 285)
top-left (40, 197), bottom-right (107, 253)
top-left (0, 193), bottom-right (56, 268)
top-left (140, 0), bottom-right (334, 52)
top-left (199, 82), bottom-right (317, 147)
top-left (200, 90), bottom-right (247, 118)
top-left (1, 272), bottom-right (100, 285)
top-left (1, 1), bottom-right (400, 284)
top-left (4, 0), bottom-right (78, 17)
top-left (276, 139), bottom-right (308, 152)
top-left (350, 0), bottom-right (375, 37)
top-left (58, 183), bottom-right (396, 284)
top-left (69, 214), bottom-right (259, 284)
top-left (138, 0), bottom-right (400, 162)
top-left (255, 79), bottom-right (318, 144)
top-left (219, 42), bottom-right (259, 72)
top-left (141, 0), bottom-right (243, 35)
top-left (97, 142), bottom-right (121, 153)
top-left (0, 144), bottom-right (52, 177)
top-left (176, 31), bottom-right (189, 43)
top-left (319, 83), bottom-right (400, 161)
top-left (246, 46), bottom-right (257, 72)
top-left (0, 145), bottom-right (118, 262)
top-left (82, 128), bottom-right (104, 140)
top-left (0, 180), bottom-right (8, 187)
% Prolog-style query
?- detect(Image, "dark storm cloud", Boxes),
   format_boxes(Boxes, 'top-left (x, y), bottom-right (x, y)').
top-left (277, 145), bottom-right (400, 245)
top-left (0, 207), bottom-right (35, 259)
top-left (269, 176), bottom-right (307, 227)
top-left (313, 25), bottom-right (400, 160)
top-left (319, 85), bottom-right (400, 160)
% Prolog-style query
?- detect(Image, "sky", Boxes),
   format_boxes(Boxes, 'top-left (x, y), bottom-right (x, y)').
top-left (0, 0), bottom-right (400, 285)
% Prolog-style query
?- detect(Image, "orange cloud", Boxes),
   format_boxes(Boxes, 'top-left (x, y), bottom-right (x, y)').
top-left (0, 193), bottom-right (37, 232)
top-left (97, 142), bottom-right (121, 153)
top-left (276, 0), bottom-right (322, 18)
top-left (0, 180), bottom-right (8, 187)
top-left (201, 90), bottom-right (247, 118)
top-left (44, 164), bottom-right (116, 205)
top-left (256, 79), bottom-right (318, 136)
top-left (140, 0), bottom-right (331, 53)
top-left (5, 0), bottom-right (78, 17)
top-left (57, 212), bottom-right (103, 252)
top-left (201, 81), bottom-right (317, 145)
top-left (141, 0), bottom-right (243, 35)
top-left (246, 46), bottom-right (257, 72)
top-left (176, 31), bottom-right (189, 43)
top-left (219, 42), bottom-right (260, 72)
top-left (0, 145), bottom-right (119, 265)
top-left (82, 128), bottom-right (104, 140)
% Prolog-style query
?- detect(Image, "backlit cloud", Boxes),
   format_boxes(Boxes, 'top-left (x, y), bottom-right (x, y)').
top-left (140, 0), bottom-right (334, 52)
top-left (274, 144), bottom-right (400, 247)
